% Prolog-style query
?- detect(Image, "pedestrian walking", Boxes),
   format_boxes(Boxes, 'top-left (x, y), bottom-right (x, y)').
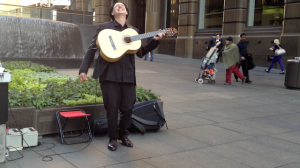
top-left (234, 33), bottom-right (252, 84)
top-left (206, 34), bottom-right (216, 51)
top-left (265, 39), bottom-right (285, 74)
top-left (215, 34), bottom-right (223, 63)
top-left (222, 37), bottom-right (246, 85)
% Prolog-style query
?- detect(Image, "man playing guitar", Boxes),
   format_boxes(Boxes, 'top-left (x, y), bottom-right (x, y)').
top-left (79, 2), bottom-right (165, 151)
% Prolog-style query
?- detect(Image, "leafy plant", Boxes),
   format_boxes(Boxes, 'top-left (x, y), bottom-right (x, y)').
top-left (2, 61), bottom-right (56, 72)
top-left (6, 61), bottom-right (160, 110)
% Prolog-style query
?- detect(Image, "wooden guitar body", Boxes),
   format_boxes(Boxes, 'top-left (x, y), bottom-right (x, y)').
top-left (96, 28), bottom-right (141, 62)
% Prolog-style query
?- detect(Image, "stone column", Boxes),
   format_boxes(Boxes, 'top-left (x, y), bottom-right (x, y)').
top-left (145, 0), bottom-right (161, 32)
top-left (144, 0), bottom-right (162, 53)
top-left (117, 0), bottom-right (136, 26)
top-left (175, 0), bottom-right (198, 58)
top-left (222, 0), bottom-right (247, 41)
top-left (280, 0), bottom-right (300, 64)
top-left (94, 0), bottom-right (111, 25)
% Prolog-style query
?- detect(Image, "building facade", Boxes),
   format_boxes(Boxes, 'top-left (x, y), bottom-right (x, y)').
top-left (0, 0), bottom-right (299, 68)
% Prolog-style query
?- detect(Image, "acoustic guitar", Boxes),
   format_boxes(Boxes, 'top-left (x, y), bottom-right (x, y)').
top-left (96, 28), bottom-right (177, 62)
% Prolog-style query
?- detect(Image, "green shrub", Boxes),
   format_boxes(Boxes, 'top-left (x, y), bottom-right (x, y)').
top-left (2, 61), bottom-right (56, 72)
top-left (136, 86), bottom-right (160, 102)
top-left (66, 94), bottom-right (103, 106)
top-left (5, 61), bottom-right (160, 109)
top-left (26, 72), bottom-right (78, 84)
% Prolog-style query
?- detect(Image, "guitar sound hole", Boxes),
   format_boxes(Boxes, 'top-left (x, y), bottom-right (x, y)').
top-left (124, 37), bottom-right (131, 43)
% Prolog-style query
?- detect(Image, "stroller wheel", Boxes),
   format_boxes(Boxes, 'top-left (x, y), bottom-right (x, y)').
top-left (195, 78), bottom-right (198, 82)
top-left (211, 80), bottom-right (216, 84)
top-left (197, 79), bottom-right (204, 84)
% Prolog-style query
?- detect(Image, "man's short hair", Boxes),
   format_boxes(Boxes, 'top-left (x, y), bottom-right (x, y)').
top-left (109, 2), bottom-right (129, 21)
top-left (240, 33), bottom-right (246, 37)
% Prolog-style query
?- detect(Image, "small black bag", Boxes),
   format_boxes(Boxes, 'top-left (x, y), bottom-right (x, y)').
top-left (130, 100), bottom-right (168, 134)
top-left (94, 115), bottom-right (120, 134)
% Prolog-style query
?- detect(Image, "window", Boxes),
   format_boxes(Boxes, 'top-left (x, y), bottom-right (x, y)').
top-left (204, 0), bottom-right (224, 28)
top-left (254, 0), bottom-right (284, 26)
top-left (166, 0), bottom-right (178, 30)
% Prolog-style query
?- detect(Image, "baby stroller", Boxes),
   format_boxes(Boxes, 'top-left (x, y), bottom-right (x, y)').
top-left (195, 41), bottom-right (220, 84)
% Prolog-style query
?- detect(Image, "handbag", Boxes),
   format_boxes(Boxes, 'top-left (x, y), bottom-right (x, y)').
top-left (274, 45), bottom-right (286, 56)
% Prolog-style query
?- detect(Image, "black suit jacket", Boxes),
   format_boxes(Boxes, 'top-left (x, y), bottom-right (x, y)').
top-left (207, 36), bottom-right (216, 51)
top-left (216, 39), bottom-right (223, 55)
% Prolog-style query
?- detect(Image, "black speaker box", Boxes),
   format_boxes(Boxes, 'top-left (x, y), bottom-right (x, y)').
top-left (0, 83), bottom-right (8, 124)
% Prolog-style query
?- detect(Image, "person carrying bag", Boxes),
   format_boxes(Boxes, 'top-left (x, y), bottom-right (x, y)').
top-left (265, 39), bottom-right (285, 74)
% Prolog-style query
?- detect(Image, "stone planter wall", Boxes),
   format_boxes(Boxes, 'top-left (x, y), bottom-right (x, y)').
top-left (7, 101), bottom-right (163, 136)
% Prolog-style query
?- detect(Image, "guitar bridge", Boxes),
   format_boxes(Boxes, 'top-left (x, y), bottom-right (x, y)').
top-left (109, 36), bottom-right (116, 50)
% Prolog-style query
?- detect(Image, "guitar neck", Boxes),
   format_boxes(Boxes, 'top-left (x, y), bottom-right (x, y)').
top-left (130, 30), bottom-right (165, 42)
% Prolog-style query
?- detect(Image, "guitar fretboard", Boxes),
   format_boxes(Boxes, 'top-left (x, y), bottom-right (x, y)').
top-left (130, 30), bottom-right (165, 42)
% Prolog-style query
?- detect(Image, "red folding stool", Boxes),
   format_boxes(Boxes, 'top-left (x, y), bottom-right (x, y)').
top-left (56, 109), bottom-right (92, 144)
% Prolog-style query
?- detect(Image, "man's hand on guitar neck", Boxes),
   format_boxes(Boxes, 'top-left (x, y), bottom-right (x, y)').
top-left (153, 29), bottom-right (165, 41)
top-left (79, 73), bottom-right (88, 82)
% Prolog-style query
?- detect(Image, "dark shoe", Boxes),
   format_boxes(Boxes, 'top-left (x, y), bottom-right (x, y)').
top-left (245, 80), bottom-right (252, 84)
top-left (108, 139), bottom-right (117, 151)
top-left (235, 78), bottom-right (239, 82)
top-left (242, 77), bottom-right (246, 85)
top-left (224, 82), bottom-right (231, 85)
top-left (119, 138), bottom-right (133, 147)
top-left (279, 71), bottom-right (285, 74)
top-left (265, 69), bottom-right (270, 73)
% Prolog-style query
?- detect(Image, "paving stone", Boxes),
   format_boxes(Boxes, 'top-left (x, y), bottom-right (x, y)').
top-left (214, 122), bottom-right (272, 138)
top-left (105, 160), bottom-right (156, 168)
top-left (11, 150), bottom-right (75, 168)
top-left (250, 136), bottom-right (300, 155)
top-left (234, 118), bottom-right (300, 134)
top-left (143, 148), bottom-right (252, 168)
top-left (128, 133), bottom-right (184, 156)
top-left (58, 146), bottom-right (119, 168)
top-left (142, 154), bottom-right (206, 168)
top-left (187, 111), bottom-right (235, 123)
top-left (172, 125), bottom-right (253, 145)
top-left (90, 138), bottom-right (152, 163)
top-left (147, 130), bottom-right (208, 150)
top-left (166, 113), bottom-right (214, 126)
top-left (266, 113), bottom-right (300, 126)
top-left (0, 161), bottom-right (21, 168)
top-left (201, 140), bottom-right (300, 168)
top-left (163, 113), bottom-right (198, 129)
top-left (277, 162), bottom-right (300, 168)
top-left (271, 130), bottom-right (300, 145)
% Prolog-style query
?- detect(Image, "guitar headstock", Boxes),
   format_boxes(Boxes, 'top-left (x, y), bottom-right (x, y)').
top-left (164, 28), bottom-right (178, 37)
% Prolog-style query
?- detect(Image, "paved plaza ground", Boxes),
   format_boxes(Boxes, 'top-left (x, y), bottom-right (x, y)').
top-left (2, 54), bottom-right (300, 168)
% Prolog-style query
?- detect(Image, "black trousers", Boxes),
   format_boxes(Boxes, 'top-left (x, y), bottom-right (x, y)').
top-left (235, 57), bottom-right (250, 81)
top-left (100, 81), bottom-right (136, 139)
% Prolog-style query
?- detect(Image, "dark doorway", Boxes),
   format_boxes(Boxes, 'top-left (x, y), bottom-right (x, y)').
top-left (135, 0), bottom-right (146, 33)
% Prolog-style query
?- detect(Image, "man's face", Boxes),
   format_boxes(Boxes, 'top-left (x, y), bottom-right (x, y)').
top-left (225, 40), bottom-right (230, 45)
top-left (240, 35), bottom-right (246, 42)
top-left (111, 2), bottom-right (128, 16)
top-left (216, 35), bottom-right (220, 39)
